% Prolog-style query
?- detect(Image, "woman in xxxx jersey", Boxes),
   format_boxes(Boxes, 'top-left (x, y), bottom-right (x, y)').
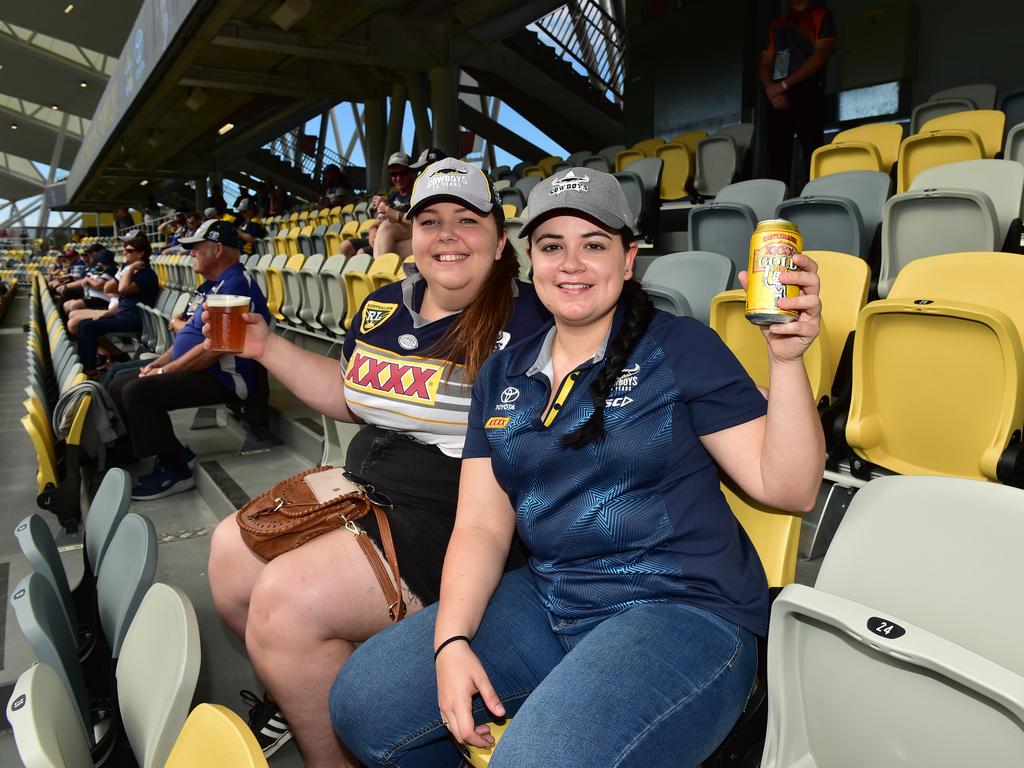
top-left (330, 167), bottom-right (825, 767)
top-left (205, 158), bottom-right (549, 767)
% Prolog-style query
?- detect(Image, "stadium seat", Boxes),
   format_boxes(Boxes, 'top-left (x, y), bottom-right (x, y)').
top-left (117, 583), bottom-right (201, 768)
top-left (280, 253), bottom-right (307, 326)
top-left (264, 253), bottom-right (290, 320)
top-left (693, 123), bottom-right (754, 198)
top-left (165, 704), bottom-right (269, 768)
top-left (878, 174), bottom-right (1005, 297)
top-left (640, 251), bottom-right (733, 324)
top-left (369, 252), bottom-right (403, 290)
top-left (6, 662), bottom-right (93, 768)
top-left (297, 225), bottom-right (315, 256)
top-left (324, 222), bottom-right (344, 256)
top-left (250, 254), bottom-right (274, 298)
top-left (14, 515), bottom-right (79, 646)
top-left (721, 478), bottom-right (800, 590)
top-left (597, 144), bottom-right (627, 169)
top-left (670, 130), bottom-right (707, 154)
top-left (809, 122), bottom-right (904, 178)
top-left (354, 200), bottom-right (371, 223)
top-left (340, 253), bottom-right (372, 330)
top-left (298, 253), bottom-right (326, 330)
top-left (515, 175), bottom-right (542, 199)
top-left (612, 171), bottom-right (646, 236)
top-left (847, 254), bottom-right (1024, 481)
top-left (896, 128), bottom-right (985, 194)
top-left (921, 109), bottom-right (1006, 157)
top-left (505, 217), bottom-right (531, 281)
top-left (498, 187), bottom-right (527, 213)
top-left (492, 179), bottom-right (511, 191)
top-left (776, 171), bottom-right (891, 259)
top-left (1007, 122), bottom-right (1024, 166)
top-left (614, 148), bottom-right (646, 173)
top-left (310, 224), bottom-right (327, 255)
top-left (1000, 90), bottom-right (1024, 140)
top-left (521, 164), bottom-right (546, 179)
top-left (689, 179), bottom-right (788, 286)
top-left (340, 220), bottom-right (360, 240)
top-left (318, 254), bottom-right (348, 337)
top-left (96, 512), bottom-right (157, 657)
top-left (344, 254), bottom-right (400, 325)
top-left (581, 154), bottom-right (611, 172)
top-left (501, 203), bottom-right (518, 219)
top-left (909, 97), bottom-right (976, 135)
top-left (654, 142), bottom-right (693, 200)
top-left (632, 137), bottom-right (665, 157)
top-left (761, 475), bottom-right (1024, 768)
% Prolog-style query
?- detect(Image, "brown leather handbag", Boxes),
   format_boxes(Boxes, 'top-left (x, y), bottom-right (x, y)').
top-left (236, 466), bottom-right (407, 621)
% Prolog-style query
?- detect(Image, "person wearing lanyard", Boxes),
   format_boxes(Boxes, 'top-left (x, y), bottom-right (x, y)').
top-left (760, 0), bottom-right (837, 186)
top-left (205, 158), bottom-right (549, 767)
top-left (330, 168), bottom-right (825, 767)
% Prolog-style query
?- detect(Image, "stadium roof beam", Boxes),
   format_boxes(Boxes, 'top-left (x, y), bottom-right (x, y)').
top-left (179, 66), bottom-right (336, 99)
top-left (456, 101), bottom-right (548, 163)
top-left (212, 21), bottom-right (431, 71)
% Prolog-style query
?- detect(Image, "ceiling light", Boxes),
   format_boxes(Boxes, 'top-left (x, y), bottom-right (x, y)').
top-left (64, 4), bottom-right (75, 14)
top-left (140, 180), bottom-right (149, 187)
top-left (80, 81), bottom-right (88, 88)
top-left (51, 104), bottom-right (60, 110)
top-left (218, 122), bottom-right (235, 135)
top-left (9, 123), bottom-right (17, 130)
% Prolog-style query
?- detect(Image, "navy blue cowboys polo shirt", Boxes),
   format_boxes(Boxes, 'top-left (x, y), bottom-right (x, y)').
top-left (464, 306), bottom-right (771, 635)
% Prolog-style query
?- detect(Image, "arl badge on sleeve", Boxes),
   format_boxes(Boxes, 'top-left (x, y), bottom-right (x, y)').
top-left (360, 301), bottom-right (398, 333)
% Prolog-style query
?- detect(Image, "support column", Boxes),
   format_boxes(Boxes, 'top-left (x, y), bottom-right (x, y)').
top-left (384, 82), bottom-right (407, 164)
top-left (363, 97), bottom-right (387, 193)
top-left (430, 65), bottom-right (459, 157)
top-left (405, 73), bottom-right (433, 153)
top-left (37, 112), bottom-right (70, 230)
top-left (313, 109), bottom-right (329, 181)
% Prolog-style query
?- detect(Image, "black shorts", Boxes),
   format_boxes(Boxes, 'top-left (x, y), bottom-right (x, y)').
top-left (83, 296), bottom-right (110, 310)
top-left (345, 426), bottom-right (527, 605)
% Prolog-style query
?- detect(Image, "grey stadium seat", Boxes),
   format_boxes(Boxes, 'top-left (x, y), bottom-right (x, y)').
top-left (96, 512), bottom-right (157, 657)
top-left (761, 475), bottom-right (1024, 768)
top-left (689, 179), bottom-right (787, 286)
top-left (909, 98), bottom-right (975, 136)
top-left (641, 251), bottom-right (733, 324)
top-left (999, 91), bottom-right (1024, 142)
top-left (1004, 122), bottom-right (1024, 167)
top-left (693, 123), bottom-right (754, 198)
top-left (930, 83), bottom-right (996, 109)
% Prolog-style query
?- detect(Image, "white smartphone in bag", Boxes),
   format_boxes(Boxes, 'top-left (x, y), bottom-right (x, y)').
top-left (303, 468), bottom-right (361, 504)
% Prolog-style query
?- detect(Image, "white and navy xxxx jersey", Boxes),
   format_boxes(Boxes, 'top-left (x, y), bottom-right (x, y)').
top-left (342, 268), bottom-right (549, 458)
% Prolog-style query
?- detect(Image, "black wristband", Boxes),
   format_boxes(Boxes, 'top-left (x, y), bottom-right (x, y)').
top-left (434, 635), bottom-right (471, 660)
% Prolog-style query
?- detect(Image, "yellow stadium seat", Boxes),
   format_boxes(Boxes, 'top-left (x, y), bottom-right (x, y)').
top-left (463, 719), bottom-right (511, 767)
top-left (502, 203), bottom-right (519, 219)
top-left (896, 129), bottom-right (985, 193)
top-left (368, 252), bottom-right (402, 290)
top-left (521, 165), bottom-right (546, 179)
top-left (298, 210), bottom-right (311, 224)
top-left (341, 220), bottom-right (360, 240)
top-left (615, 148), bottom-right (645, 173)
top-left (810, 122), bottom-right (904, 179)
top-left (285, 226), bottom-right (302, 257)
top-left (397, 255), bottom-right (415, 279)
top-left (340, 203), bottom-right (356, 224)
top-left (632, 137), bottom-right (666, 157)
top-left (654, 143), bottom-right (693, 200)
top-left (721, 478), bottom-right (801, 589)
top-left (710, 291), bottom-right (831, 404)
top-left (324, 226), bottom-right (344, 257)
top-left (535, 156), bottom-right (562, 176)
top-left (804, 250), bottom-right (870, 394)
top-left (671, 130), bottom-right (708, 154)
top-left (264, 254), bottom-right (289, 320)
top-left (358, 218), bottom-right (376, 237)
top-left (920, 109), bottom-right (1005, 158)
top-left (165, 704), bottom-right (268, 768)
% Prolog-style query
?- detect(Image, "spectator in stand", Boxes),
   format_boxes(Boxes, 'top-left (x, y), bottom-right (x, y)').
top-left (161, 211), bottom-right (188, 240)
top-left (51, 243), bottom-right (97, 293)
top-left (143, 196), bottom-right (161, 224)
top-left (76, 231), bottom-right (159, 377)
top-left (372, 151), bottom-right (416, 257)
top-left (235, 200), bottom-right (267, 256)
top-left (63, 249), bottom-right (118, 314)
top-left (115, 207), bottom-right (136, 231)
top-left (235, 188), bottom-right (254, 209)
top-left (759, 0), bottom-right (837, 186)
top-left (320, 164), bottom-right (355, 208)
top-left (255, 182), bottom-right (272, 215)
top-left (107, 220), bottom-right (271, 500)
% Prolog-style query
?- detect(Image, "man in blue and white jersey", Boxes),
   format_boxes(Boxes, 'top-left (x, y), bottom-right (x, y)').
top-left (108, 220), bottom-right (271, 500)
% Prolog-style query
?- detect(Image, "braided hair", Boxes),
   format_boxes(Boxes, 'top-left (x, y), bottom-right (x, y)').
top-left (561, 278), bottom-right (655, 449)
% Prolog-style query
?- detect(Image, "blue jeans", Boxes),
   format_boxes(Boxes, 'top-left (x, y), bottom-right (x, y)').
top-left (331, 567), bottom-right (757, 768)
top-left (76, 313), bottom-right (141, 369)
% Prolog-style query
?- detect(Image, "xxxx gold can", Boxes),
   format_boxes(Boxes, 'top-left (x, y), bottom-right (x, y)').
top-left (745, 219), bottom-right (802, 326)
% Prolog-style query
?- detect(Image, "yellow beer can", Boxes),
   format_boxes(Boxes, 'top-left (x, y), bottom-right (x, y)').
top-left (745, 219), bottom-right (802, 326)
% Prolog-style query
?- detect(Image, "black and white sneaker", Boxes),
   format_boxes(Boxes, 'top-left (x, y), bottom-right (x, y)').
top-left (241, 689), bottom-right (292, 757)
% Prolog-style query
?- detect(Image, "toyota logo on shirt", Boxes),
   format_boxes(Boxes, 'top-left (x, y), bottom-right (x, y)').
top-left (496, 387), bottom-right (520, 411)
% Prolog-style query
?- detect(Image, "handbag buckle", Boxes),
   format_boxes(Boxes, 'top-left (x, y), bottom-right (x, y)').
top-left (272, 497), bottom-right (284, 512)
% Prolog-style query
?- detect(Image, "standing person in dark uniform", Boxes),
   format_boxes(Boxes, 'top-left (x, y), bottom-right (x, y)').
top-left (760, 0), bottom-right (837, 186)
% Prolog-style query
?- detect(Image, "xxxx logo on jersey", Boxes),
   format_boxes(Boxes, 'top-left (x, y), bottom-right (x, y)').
top-left (344, 342), bottom-right (444, 404)
top-left (360, 301), bottom-right (398, 333)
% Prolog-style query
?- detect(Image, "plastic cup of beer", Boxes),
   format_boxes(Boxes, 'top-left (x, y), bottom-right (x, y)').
top-left (206, 294), bottom-right (249, 353)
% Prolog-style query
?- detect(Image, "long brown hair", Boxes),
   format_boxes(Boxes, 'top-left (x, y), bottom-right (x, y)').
top-left (425, 205), bottom-right (519, 384)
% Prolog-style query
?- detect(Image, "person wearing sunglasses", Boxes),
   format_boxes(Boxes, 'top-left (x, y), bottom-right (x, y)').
top-left (205, 158), bottom-right (549, 767)
top-left (371, 151), bottom-right (416, 259)
top-left (331, 169), bottom-right (825, 767)
top-left (75, 231), bottom-right (158, 377)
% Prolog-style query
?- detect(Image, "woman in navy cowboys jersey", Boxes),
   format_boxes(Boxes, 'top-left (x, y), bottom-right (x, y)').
top-left (331, 168), bottom-right (826, 767)
top-left (204, 158), bottom-right (548, 766)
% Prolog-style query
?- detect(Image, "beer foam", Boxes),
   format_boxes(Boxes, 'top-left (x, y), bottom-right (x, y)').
top-left (207, 294), bottom-right (250, 308)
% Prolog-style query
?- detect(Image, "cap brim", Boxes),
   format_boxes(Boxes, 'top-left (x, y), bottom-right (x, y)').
top-left (405, 194), bottom-right (494, 220)
top-left (517, 207), bottom-right (635, 239)
top-left (176, 235), bottom-right (204, 246)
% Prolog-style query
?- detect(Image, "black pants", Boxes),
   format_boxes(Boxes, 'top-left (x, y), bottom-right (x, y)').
top-left (108, 369), bottom-right (236, 465)
top-left (764, 83), bottom-right (825, 189)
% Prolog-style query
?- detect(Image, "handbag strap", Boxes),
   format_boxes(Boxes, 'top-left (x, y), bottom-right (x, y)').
top-left (346, 505), bottom-right (406, 622)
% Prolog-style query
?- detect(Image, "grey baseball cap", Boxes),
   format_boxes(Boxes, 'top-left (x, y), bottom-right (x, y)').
top-left (387, 151), bottom-right (412, 168)
top-left (519, 167), bottom-right (638, 239)
top-left (405, 158), bottom-right (498, 219)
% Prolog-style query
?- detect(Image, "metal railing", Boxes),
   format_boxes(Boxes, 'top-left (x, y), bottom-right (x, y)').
top-left (264, 129), bottom-right (350, 182)
top-left (532, 0), bottom-right (626, 106)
